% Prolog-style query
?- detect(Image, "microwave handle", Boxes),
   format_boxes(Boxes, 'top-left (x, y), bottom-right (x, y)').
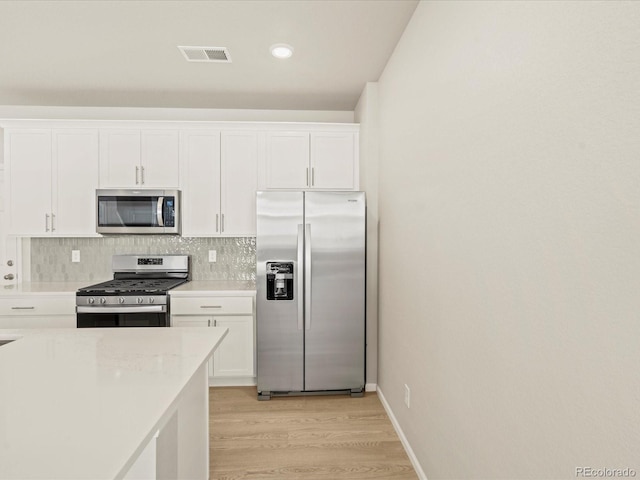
top-left (157, 197), bottom-right (165, 227)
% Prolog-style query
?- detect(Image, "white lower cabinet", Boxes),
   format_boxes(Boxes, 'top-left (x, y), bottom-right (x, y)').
top-left (0, 294), bottom-right (76, 328)
top-left (170, 295), bottom-right (255, 386)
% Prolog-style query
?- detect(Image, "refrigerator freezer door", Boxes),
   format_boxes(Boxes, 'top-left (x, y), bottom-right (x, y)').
top-left (304, 191), bottom-right (366, 391)
top-left (256, 192), bottom-right (304, 393)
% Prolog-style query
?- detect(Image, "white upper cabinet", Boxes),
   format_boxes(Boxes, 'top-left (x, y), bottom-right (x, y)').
top-left (99, 129), bottom-right (179, 188)
top-left (141, 130), bottom-right (180, 187)
top-left (3, 121), bottom-right (358, 239)
top-left (221, 131), bottom-right (258, 235)
top-left (264, 130), bottom-right (358, 190)
top-left (265, 132), bottom-right (310, 189)
top-left (5, 129), bottom-right (52, 235)
top-left (180, 130), bottom-right (222, 236)
top-left (310, 132), bottom-right (357, 190)
top-left (52, 129), bottom-right (99, 235)
top-left (180, 130), bottom-right (258, 236)
top-left (5, 129), bottom-right (98, 236)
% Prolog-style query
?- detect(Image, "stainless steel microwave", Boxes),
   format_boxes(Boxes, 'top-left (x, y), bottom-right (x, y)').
top-left (96, 189), bottom-right (181, 234)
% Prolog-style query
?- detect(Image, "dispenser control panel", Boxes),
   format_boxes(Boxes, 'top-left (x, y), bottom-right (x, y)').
top-left (266, 262), bottom-right (294, 300)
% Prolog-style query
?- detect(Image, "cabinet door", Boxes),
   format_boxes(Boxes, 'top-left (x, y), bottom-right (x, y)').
top-left (6, 129), bottom-right (52, 235)
top-left (221, 132), bottom-right (258, 235)
top-left (170, 315), bottom-right (216, 375)
top-left (99, 129), bottom-right (140, 187)
top-left (310, 132), bottom-right (357, 190)
top-left (141, 130), bottom-right (180, 187)
top-left (52, 129), bottom-right (99, 235)
top-left (211, 315), bottom-right (254, 377)
top-left (265, 132), bottom-right (310, 189)
top-left (180, 130), bottom-right (221, 236)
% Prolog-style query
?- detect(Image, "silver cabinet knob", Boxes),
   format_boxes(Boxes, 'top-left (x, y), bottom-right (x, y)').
top-left (4, 274), bottom-right (14, 280)
top-left (7, 260), bottom-right (13, 267)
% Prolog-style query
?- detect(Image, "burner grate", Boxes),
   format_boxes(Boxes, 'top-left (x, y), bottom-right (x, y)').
top-left (78, 278), bottom-right (187, 295)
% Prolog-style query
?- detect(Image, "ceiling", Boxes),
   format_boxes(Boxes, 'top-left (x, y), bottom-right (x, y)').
top-left (0, 0), bottom-right (418, 112)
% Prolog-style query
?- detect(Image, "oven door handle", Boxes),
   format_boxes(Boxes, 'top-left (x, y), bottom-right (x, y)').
top-left (77, 305), bottom-right (167, 314)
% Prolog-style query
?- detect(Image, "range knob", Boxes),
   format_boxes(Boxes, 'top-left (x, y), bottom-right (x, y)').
top-left (149, 297), bottom-right (155, 304)
top-left (88, 298), bottom-right (95, 305)
top-left (137, 297), bottom-right (144, 304)
top-left (119, 297), bottom-right (125, 304)
top-left (100, 298), bottom-right (107, 304)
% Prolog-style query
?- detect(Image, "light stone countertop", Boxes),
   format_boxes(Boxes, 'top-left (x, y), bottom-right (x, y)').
top-left (0, 282), bottom-right (93, 296)
top-left (0, 326), bottom-right (228, 479)
top-left (0, 280), bottom-right (256, 297)
top-left (170, 280), bottom-right (256, 296)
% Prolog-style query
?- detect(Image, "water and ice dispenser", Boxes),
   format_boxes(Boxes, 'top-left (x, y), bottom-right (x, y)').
top-left (266, 262), bottom-right (294, 300)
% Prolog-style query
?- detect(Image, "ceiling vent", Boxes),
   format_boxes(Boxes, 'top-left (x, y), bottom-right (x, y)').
top-left (177, 46), bottom-right (232, 63)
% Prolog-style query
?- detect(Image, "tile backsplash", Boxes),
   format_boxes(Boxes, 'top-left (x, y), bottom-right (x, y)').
top-left (29, 236), bottom-right (256, 283)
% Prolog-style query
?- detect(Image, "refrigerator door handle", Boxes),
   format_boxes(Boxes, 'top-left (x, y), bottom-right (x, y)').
top-left (305, 223), bottom-right (312, 330)
top-left (297, 224), bottom-right (304, 330)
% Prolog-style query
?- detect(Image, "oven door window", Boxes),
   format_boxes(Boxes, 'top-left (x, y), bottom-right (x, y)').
top-left (77, 312), bottom-right (168, 328)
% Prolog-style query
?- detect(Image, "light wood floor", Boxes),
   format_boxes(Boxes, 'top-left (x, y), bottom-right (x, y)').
top-left (209, 387), bottom-right (418, 479)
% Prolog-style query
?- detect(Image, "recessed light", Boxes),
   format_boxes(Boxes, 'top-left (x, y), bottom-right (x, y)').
top-left (270, 43), bottom-right (294, 59)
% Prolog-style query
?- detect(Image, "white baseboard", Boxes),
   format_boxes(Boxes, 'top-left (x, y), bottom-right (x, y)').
top-left (377, 387), bottom-right (428, 480)
top-left (365, 383), bottom-right (377, 392)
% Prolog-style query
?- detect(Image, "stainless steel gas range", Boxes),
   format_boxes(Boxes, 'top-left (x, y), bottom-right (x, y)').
top-left (76, 254), bottom-right (189, 328)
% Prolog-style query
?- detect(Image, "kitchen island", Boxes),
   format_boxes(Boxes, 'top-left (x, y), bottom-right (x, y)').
top-left (0, 326), bottom-right (227, 479)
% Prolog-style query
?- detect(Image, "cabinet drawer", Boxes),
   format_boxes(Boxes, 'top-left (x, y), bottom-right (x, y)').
top-left (170, 296), bottom-right (253, 315)
top-left (0, 296), bottom-right (75, 316)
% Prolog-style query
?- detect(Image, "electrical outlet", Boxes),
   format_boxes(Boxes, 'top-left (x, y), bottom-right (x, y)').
top-left (404, 384), bottom-right (410, 408)
top-left (71, 250), bottom-right (80, 263)
top-left (208, 250), bottom-right (217, 263)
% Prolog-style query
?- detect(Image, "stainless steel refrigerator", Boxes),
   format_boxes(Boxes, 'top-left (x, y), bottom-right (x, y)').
top-left (256, 191), bottom-right (365, 400)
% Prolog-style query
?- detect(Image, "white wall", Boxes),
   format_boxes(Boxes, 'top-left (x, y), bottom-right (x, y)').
top-left (355, 82), bottom-right (380, 388)
top-left (376, 1), bottom-right (640, 478)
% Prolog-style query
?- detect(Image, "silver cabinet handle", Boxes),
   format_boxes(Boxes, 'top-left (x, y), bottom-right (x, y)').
top-left (221, 213), bottom-right (225, 233)
top-left (306, 167), bottom-right (309, 187)
top-left (214, 319), bottom-right (217, 327)
top-left (135, 166), bottom-right (139, 185)
top-left (200, 305), bottom-right (222, 309)
top-left (216, 214), bottom-right (219, 233)
top-left (51, 213), bottom-right (55, 232)
top-left (141, 166), bottom-right (145, 185)
top-left (305, 223), bottom-right (312, 330)
top-left (208, 319), bottom-right (211, 327)
top-left (311, 167), bottom-right (315, 187)
top-left (45, 214), bottom-right (50, 232)
top-left (11, 306), bottom-right (34, 310)
top-left (297, 224), bottom-right (304, 330)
